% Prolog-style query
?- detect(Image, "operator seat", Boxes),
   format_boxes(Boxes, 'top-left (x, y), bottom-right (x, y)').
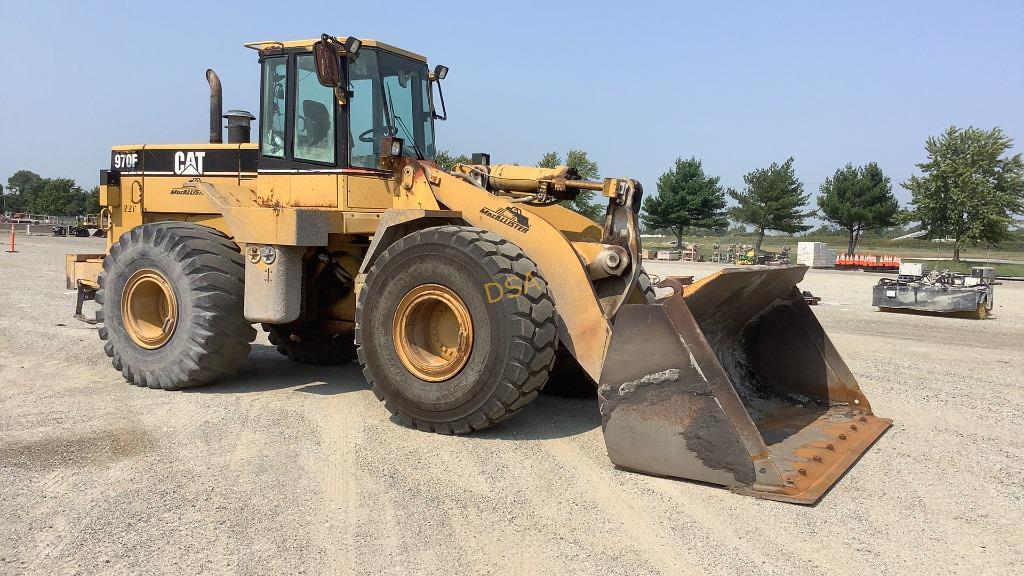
top-left (300, 100), bottom-right (330, 148)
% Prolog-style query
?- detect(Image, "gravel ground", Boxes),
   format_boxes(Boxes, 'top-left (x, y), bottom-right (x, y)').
top-left (1, 235), bottom-right (1022, 576)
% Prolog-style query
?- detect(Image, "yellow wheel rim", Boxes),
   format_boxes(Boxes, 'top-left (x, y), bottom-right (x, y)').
top-left (121, 268), bottom-right (178, 349)
top-left (393, 284), bottom-right (474, 382)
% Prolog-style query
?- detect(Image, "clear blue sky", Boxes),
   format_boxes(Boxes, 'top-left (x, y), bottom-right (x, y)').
top-left (2, 0), bottom-right (1022, 208)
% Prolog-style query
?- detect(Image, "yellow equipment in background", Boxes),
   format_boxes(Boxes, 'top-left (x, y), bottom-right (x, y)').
top-left (737, 249), bottom-right (758, 265)
top-left (66, 34), bottom-right (889, 504)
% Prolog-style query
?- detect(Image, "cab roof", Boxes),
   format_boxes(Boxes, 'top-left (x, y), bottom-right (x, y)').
top-left (243, 37), bottom-right (427, 63)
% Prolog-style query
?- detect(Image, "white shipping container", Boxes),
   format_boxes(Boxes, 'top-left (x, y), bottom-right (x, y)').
top-left (899, 262), bottom-right (925, 276)
top-left (796, 242), bottom-right (835, 268)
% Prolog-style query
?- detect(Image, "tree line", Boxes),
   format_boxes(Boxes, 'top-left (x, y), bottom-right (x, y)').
top-left (643, 125), bottom-right (1022, 261)
top-left (440, 125), bottom-right (1024, 262)
top-left (2, 170), bottom-right (100, 217)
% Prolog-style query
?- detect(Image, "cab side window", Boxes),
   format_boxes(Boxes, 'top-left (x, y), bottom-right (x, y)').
top-left (293, 54), bottom-right (336, 163)
top-left (260, 57), bottom-right (287, 158)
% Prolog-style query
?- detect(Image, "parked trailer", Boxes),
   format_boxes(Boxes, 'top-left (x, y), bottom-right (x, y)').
top-left (872, 264), bottom-right (995, 319)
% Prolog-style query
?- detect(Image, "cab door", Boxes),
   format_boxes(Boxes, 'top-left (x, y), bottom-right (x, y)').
top-left (342, 49), bottom-right (394, 210)
top-left (257, 51), bottom-right (341, 208)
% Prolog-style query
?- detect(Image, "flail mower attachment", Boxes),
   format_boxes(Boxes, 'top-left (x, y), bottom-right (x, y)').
top-left (598, 265), bottom-right (890, 504)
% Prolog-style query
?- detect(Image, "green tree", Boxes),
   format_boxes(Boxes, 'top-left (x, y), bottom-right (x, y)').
top-left (7, 170), bottom-right (42, 195)
top-left (434, 150), bottom-right (471, 172)
top-left (728, 157), bottom-right (813, 251)
top-left (641, 157), bottom-right (727, 247)
top-left (6, 170), bottom-right (43, 213)
top-left (818, 162), bottom-right (899, 254)
top-left (903, 126), bottom-right (1024, 262)
top-left (537, 151), bottom-right (560, 170)
top-left (24, 178), bottom-right (84, 216)
top-left (3, 172), bottom-right (98, 217)
top-left (538, 149), bottom-right (603, 220)
top-left (78, 186), bottom-right (101, 215)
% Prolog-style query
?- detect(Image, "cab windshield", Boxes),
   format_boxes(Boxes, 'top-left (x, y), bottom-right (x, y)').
top-left (348, 49), bottom-right (436, 169)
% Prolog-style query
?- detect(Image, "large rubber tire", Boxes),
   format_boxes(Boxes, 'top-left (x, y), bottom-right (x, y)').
top-left (97, 222), bottom-right (256, 390)
top-left (356, 226), bottom-right (558, 434)
top-left (264, 325), bottom-right (358, 365)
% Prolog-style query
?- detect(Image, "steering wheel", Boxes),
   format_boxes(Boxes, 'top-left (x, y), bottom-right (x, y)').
top-left (358, 126), bottom-right (394, 143)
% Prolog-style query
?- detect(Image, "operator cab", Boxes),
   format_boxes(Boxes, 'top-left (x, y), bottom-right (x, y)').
top-left (247, 36), bottom-right (443, 173)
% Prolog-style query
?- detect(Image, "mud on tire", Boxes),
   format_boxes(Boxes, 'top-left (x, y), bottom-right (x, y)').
top-left (97, 222), bottom-right (255, 390)
top-left (356, 225), bottom-right (558, 434)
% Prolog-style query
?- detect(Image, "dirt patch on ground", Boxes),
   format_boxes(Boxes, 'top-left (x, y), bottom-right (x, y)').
top-left (0, 428), bottom-right (156, 471)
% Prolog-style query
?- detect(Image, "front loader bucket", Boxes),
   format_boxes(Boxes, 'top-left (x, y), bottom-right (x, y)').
top-left (598, 266), bottom-right (891, 504)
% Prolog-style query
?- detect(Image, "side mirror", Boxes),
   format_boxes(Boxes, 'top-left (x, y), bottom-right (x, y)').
top-left (313, 40), bottom-right (340, 88)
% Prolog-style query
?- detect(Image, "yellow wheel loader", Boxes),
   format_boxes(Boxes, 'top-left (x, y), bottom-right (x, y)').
top-left (66, 34), bottom-right (889, 504)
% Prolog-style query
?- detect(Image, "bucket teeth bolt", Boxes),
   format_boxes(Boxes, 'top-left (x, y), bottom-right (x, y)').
top-left (826, 444), bottom-right (835, 451)
top-left (851, 424), bottom-right (858, 431)
top-left (839, 433), bottom-right (848, 440)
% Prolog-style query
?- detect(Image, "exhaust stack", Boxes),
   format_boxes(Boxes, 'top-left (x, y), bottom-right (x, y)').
top-left (206, 69), bottom-right (223, 144)
top-left (224, 110), bottom-right (256, 144)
